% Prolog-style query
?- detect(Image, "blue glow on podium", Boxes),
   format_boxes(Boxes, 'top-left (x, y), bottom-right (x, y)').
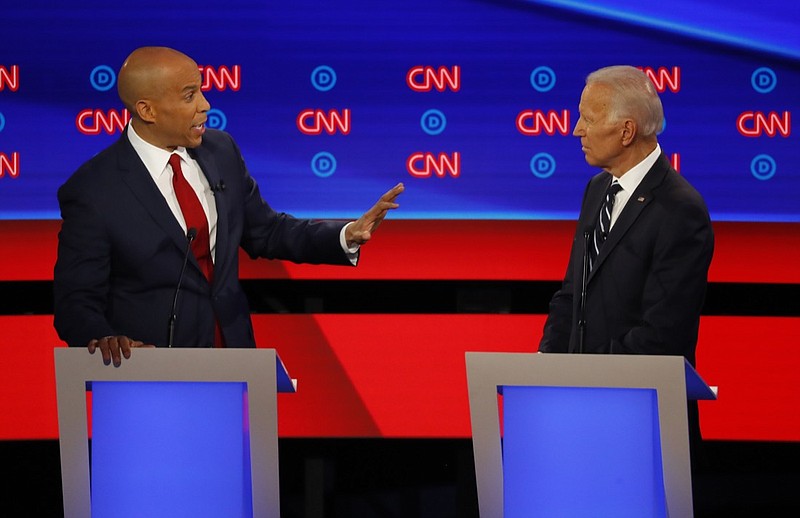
top-left (502, 386), bottom-right (666, 517)
top-left (90, 381), bottom-right (252, 518)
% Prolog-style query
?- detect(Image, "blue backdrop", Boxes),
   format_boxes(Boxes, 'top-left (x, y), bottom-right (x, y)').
top-left (1, 0), bottom-right (797, 220)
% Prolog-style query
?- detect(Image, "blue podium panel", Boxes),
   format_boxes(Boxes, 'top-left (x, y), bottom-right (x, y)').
top-left (503, 386), bottom-right (666, 518)
top-left (90, 381), bottom-right (252, 518)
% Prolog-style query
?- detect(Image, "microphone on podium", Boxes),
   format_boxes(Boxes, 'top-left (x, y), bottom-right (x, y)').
top-left (578, 229), bottom-right (591, 354)
top-left (168, 227), bottom-right (197, 348)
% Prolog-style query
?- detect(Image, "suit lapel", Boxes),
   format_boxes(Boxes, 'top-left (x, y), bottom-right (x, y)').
top-left (190, 145), bottom-right (229, 279)
top-left (116, 135), bottom-right (190, 256)
top-left (588, 154), bottom-right (670, 281)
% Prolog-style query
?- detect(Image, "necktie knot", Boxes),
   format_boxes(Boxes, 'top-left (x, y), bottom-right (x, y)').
top-left (168, 153), bottom-right (182, 171)
top-left (607, 180), bottom-right (623, 197)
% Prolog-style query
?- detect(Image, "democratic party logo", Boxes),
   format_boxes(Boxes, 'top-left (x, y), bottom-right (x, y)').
top-left (311, 151), bottom-right (337, 178)
top-left (311, 66), bottom-right (337, 92)
top-left (90, 65), bottom-right (116, 92)
top-left (529, 152), bottom-right (556, 178)
top-left (751, 67), bottom-right (777, 94)
top-left (751, 154), bottom-right (777, 180)
top-left (530, 66), bottom-right (556, 93)
top-left (205, 109), bottom-right (227, 131)
top-left (420, 109), bottom-right (447, 135)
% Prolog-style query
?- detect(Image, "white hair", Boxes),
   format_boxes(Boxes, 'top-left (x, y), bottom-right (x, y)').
top-left (586, 65), bottom-right (664, 137)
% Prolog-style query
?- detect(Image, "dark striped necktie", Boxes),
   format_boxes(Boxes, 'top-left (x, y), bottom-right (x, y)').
top-left (589, 180), bottom-right (622, 271)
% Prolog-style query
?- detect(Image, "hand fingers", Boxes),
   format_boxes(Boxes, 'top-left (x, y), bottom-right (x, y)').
top-left (90, 335), bottom-right (148, 367)
top-left (380, 183), bottom-right (405, 203)
top-left (106, 336), bottom-right (123, 366)
top-left (117, 336), bottom-right (135, 360)
top-left (348, 183), bottom-right (404, 247)
top-left (93, 336), bottom-right (116, 366)
top-left (366, 199), bottom-right (399, 220)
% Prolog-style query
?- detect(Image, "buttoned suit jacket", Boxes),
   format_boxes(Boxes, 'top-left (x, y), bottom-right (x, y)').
top-left (539, 153), bottom-right (714, 365)
top-left (54, 128), bottom-right (352, 348)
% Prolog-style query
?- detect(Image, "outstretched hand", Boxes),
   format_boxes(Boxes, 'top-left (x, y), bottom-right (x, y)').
top-left (345, 183), bottom-right (404, 247)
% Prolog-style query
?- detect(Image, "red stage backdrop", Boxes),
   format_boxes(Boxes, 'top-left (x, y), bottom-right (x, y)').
top-left (0, 220), bottom-right (798, 441)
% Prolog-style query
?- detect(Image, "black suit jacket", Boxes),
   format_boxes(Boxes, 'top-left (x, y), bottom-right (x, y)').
top-left (539, 153), bottom-right (714, 365)
top-left (54, 129), bottom-right (352, 348)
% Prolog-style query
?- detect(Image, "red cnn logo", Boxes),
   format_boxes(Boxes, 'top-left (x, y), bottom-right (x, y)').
top-left (296, 109), bottom-right (351, 135)
top-left (0, 65), bottom-right (19, 92)
top-left (737, 111), bottom-right (791, 137)
top-left (0, 152), bottom-right (20, 178)
top-left (670, 153), bottom-right (681, 173)
top-left (639, 66), bottom-right (681, 93)
top-left (407, 66), bottom-right (461, 92)
top-left (406, 152), bottom-right (461, 178)
top-left (199, 65), bottom-right (241, 92)
top-left (517, 110), bottom-right (570, 136)
top-left (76, 109), bottom-right (131, 135)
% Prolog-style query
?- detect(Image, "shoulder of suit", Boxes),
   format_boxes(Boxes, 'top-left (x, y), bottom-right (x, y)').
top-left (61, 136), bottom-right (130, 190)
top-left (194, 128), bottom-right (240, 156)
top-left (201, 128), bottom-right (235, 146)
top-left (652, 168), bottom-right (710, 216)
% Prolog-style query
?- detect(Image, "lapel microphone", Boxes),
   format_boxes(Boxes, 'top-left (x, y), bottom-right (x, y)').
top-left (168, 227), bottom-right (197, 347)
top-left (186, 148), bottom-right (225, 194)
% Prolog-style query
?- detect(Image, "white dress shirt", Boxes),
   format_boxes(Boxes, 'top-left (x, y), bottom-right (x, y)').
top-left (609, 144), bottom-right (661, 229)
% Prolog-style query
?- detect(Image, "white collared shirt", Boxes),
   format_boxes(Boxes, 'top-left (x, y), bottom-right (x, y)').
top-left (609, 144), bottom-right (661, 229)
top-left (127, 123), bottom-right (219, 260)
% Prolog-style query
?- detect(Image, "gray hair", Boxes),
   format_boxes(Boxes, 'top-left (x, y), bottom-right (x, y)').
top-left (586, 65), bottom-right (664, 137)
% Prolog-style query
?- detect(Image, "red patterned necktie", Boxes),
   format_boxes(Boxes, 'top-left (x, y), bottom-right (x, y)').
top-left (168, 154), bottom-right (224, 347)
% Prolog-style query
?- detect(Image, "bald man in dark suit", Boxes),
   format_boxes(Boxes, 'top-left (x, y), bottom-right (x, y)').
top-left (54, 47), bottom-right (404, 366)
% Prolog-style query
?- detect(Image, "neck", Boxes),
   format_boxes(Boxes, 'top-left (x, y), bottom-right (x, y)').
top-left (608, 139), bottom-right (658, 178)
top-left (129, 119), bottom-right (176, 151)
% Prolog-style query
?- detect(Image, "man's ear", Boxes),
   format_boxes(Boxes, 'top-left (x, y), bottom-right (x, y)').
top-left (620, 119), bottom-right (637, 147)
top-left (135, 99), bottom-right (156, 123)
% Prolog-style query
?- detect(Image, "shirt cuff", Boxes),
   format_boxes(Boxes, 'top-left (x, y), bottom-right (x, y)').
top-left (340, 222), bottom-right (359, 265)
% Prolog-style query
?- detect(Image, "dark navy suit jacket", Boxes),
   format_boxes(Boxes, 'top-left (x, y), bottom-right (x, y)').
top-left (54, 129), bottom-right (351, 348)
top-left (539, 153), bottom-right (714, 366)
